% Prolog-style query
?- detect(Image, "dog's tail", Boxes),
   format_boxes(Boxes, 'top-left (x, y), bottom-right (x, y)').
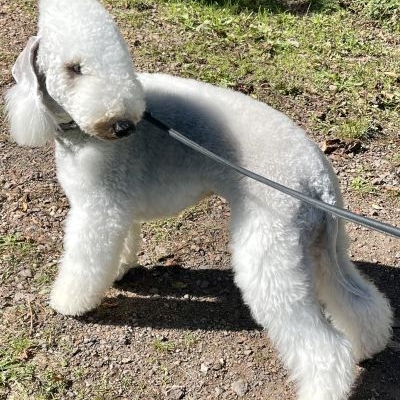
top-left (317, 186), bottom-right (393, 361)
top-left (312, 164), bottom-right (371, 299)
top-left (321, 213), bottom-right (371, 298)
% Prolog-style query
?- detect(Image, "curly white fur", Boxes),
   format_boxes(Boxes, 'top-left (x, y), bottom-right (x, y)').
top-left (5, 1), bottom-right (393, 399)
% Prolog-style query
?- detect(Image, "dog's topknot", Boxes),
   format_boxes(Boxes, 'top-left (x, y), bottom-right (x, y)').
top-left (38, 0), bottom-right (134, 76)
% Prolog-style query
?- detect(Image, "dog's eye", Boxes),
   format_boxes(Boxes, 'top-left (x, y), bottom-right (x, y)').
top-left (67, 63), bottom-right (82, 76)
top-left (72, 64), bottom-right (81, 74)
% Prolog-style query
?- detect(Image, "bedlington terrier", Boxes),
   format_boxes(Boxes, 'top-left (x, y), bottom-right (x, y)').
top-left (5, 0), bottom-right (392, 399)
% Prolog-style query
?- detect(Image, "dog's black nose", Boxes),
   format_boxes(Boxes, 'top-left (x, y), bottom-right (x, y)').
top-left (113, 120), bottom-right (136, 138)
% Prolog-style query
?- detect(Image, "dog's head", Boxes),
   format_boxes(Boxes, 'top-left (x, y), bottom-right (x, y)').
top-left (5, 0), bottom-right (145, 146)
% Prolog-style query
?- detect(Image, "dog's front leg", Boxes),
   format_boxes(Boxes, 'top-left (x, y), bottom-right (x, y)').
top-left (50, 199), bottom-right (132, 316)
top-left (115, 222), bottom-right (141, 281)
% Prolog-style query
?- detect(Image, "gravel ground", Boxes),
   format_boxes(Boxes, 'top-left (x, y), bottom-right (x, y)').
top-left (0, 1), bottom-right (399, 400)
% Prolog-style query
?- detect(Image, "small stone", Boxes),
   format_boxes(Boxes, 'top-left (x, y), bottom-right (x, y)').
top-left (231, 380), bottom-right (248, 397)
top-left (165, 385), bottom-right (185, 399)
top-left (244, 349), bottom-right (253, 356)
top-left (200, 363), bottom-right (209, 375)
top-left (321, 138), bottom-right (342, 154)
top-left (213, 359), bottom-right (225, 371)
top-left (372, 178), bottom-right (384, 186)
top-left (71, 348), bottom-right (81, 356)
top-left (19, 269), bottom-right (33, 278)
top-left (85, 378), bottom-right (93, 387)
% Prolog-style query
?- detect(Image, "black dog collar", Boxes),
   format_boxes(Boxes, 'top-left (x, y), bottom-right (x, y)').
top-left (58, 120), bottom-right (79, 131)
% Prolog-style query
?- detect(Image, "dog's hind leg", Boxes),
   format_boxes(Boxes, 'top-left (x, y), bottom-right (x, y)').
top-left (315, 217), bottom-right (392, 362)
top-left (230, 205), bottom-right (354, 400)
top-left (115, 222), bottom-right (142, 281)
top-left (50, 202), bottom-right (132, 316)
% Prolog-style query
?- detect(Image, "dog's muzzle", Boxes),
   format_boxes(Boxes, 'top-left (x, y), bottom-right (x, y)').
top-left (58, 118), bottom-right (136, 141)
top-left (113, 119), bottom-right (136, 138)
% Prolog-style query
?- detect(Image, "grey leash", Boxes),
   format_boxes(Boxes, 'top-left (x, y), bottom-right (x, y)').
top-left (143, 111), bottom-right (400, 239)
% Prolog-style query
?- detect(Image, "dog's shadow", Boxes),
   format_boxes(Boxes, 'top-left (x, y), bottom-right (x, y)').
top-left (92, 264), bottom-right (260, 331)
top-left (90, 261), bottom-right (400, 330)
top-left (86, 261), bottom-right (399, 399)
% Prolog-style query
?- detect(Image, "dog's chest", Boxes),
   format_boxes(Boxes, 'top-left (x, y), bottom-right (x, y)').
top-left (54, 138), bottom-right (119, 192)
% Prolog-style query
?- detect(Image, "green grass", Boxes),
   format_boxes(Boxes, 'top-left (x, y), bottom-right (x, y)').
top-left (152, 333), bottom-right (200, 354)
top-left (0, 334), bottom-right (72, 400)
top-left (366, 0), bottom-right (400, 30)
top-left (0, 235), bottom-right (37, 285)
top-left (392, 153), bottom-right (400, 167)
top-left (152, 339), bottom-right (176, 352)
top-left (18, 0), bottom-right (36, 13)
top-left (350, 176), bottom-right (376, 195)
top-left (181, 333), bottom-right (199, 350)
top-left (0, 234), bottom-right (57, 288)
top-left (144, 200), bottom-right (214, 245)
top-left (0, 235), bottom-right (64, 398)
top-left (109, 0), bottom-right (400, 140)
top-left (0, 338), bottom-right (35, 390)
top-left (0, 235), bottom-right (34, 252)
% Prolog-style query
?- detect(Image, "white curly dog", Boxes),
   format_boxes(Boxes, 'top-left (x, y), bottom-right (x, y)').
top-left (5, 0), bottom-right (392, 399)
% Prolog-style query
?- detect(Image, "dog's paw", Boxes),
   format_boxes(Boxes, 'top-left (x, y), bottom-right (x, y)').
top-left (50, 276), bottom-right (102, 316)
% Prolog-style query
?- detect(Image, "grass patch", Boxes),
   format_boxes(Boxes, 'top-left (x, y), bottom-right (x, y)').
top-left (335, 118), bottom-right (381, 140)
top-left (144, 200), bottom-right (214, 244)
top-left (391, 153), bottom-right (400, 167)
top-left (0, 338), bottom-right (35, 390)
top-left (350, 176), bottom-right (376, 195)
top-left (0, 235), bottom-right (34, 253)
top-left (152, 339), bottom-right (176, 352)
top-left (366, 0), bottom-right (400, 31)
top-left (181, 332), bottom-right (199, 350)
top-left (0, 333), bottom-right (72, 400)
top-left (18, 0), bottom-right (36, 13)
top-left (37, 369), bottom-right (70, 399)
top-left (0, 235), bottom-right (38, 285)
top-left (112, 0), bottom-right (400, 140)
top-left (3, 0), bottom-right (37, 15)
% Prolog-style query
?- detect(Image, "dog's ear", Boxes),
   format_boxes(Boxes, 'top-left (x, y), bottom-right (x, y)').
top-left (5, 36), bottom-right (58, 147)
